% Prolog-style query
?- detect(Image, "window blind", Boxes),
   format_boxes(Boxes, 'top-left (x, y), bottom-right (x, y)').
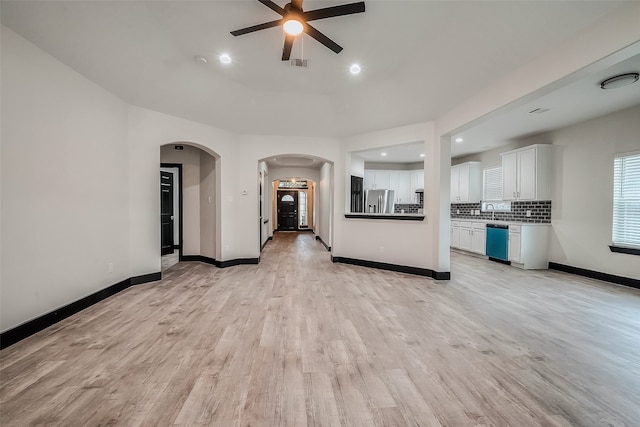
top-left (483, 167), bottom-right (502, 201)
top-left (613, 152), bottom-right (640, 248)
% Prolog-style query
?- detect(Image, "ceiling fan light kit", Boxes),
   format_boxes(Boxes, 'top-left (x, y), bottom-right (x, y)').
top-left (230, 0), bottom-right (366, 61)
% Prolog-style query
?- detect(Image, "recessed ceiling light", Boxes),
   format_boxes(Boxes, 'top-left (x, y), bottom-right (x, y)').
top-left (283, 19), bottom-right (304, 36)
top-left (420, 153), bottom-right (425, 158)
top-left (381, 152), bottom-right (387, 157)
top-left (350, 64), bottom-right (361, 75)
top-left (600, 72), bottom-right (639, 89)
top-left (194, 56), bottom-right (208, 64)
top-left (219, 53), bottom-right (232, 64)
top-left (455, 137), bottom-right (464, 143)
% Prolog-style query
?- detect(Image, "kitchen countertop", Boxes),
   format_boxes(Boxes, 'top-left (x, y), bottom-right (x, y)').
top-left (451, 219), bottom-right (550, 226)
top-left (345, 213), bottom-right (425, 221)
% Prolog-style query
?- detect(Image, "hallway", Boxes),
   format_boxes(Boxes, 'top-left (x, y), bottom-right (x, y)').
top-left (2, 232), bottom-right (640, 426)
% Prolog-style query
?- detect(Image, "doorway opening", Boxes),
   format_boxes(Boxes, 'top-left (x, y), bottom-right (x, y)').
top-left (160, 163), bottom-right (183, 271)
top-left (160, 143), bottom-right (219, 271)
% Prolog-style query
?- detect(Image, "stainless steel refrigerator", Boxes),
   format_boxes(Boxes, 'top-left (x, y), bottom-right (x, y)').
top-left (364, 189), bottom-right (395, 214)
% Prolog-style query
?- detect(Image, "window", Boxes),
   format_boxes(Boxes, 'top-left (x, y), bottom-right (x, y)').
top-left (299, 191), bottom-right (308, 227)
top-left (281, 195), bottom-right (294, 202)
top-left (612, 151), bottom-right (640, 253)
top-left (483, 166), bottom-right (502, 201)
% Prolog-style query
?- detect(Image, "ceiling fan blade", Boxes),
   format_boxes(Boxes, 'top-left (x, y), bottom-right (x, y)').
top-left (304, 23), bottom-right (343, 54)
top-left (257, 0), bottom-right (287, 16)
top-left (231, 19), bottom-right (283, 36)
top-left (302, 2), bottom-right (365, 22)
top-left (282, 34), bottom-right (294, 61)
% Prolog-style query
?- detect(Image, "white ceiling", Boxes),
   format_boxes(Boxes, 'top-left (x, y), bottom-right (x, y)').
top-left (353, 142), bottom-right (425, 163)
top-left (1, 0), bottom-right (636, 158)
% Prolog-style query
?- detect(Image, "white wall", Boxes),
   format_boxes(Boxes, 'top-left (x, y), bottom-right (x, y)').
top-left (236, 135), bottom-right (341, 256)
top-left (351, 155), bottom-right (365, 177)
top-left (128, 107), bottom-right (234, 275)
top-left (547, 106), bottom-right (640, 279)
top-left (200, 153), bottom-right (216, 259)
top-left (318, 163), bottom-right (333, 247)
top-left (336, 123), bottom-right (442, 270)
top-left (1, 26), bottom-right (131, 332)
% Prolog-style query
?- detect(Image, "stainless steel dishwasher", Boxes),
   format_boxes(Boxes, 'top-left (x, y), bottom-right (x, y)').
top-left (485, 223), bottom-right (509, 262)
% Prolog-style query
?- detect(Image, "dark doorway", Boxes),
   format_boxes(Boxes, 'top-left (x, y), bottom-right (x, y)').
top-left (160, 163), bottom-right (183, 262)
top-left (277, 190), bottom-right (298, 231)
top-left (160, 171), bottom-right (174, 255)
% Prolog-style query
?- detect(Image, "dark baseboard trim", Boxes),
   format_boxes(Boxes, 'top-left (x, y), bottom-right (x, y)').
top-left (131, 271), bottom-right (162, 285)
top-left (488, 257), bottom-right (511, 265)
top-left (173, 244), bottom-right (181, 250)
top-left (182, 255), bottom-right (216, 265)
top-left (549, 262), bottom-right (640, 290)
top-left (261, 236), bottom-right (273, 251)
top-left (315, 235), bottom-right (331, 252)
top-left (215, 258), bottom-right (260, 268)
top-left (331, 256), bottom-right (450, 280)
top-left (0, 271), bottom-right (161, 350)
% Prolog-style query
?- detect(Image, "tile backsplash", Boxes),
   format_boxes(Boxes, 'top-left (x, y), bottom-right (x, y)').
top-left (451, 200), bottom-right (551, 223)
top-left (395, 192), bottom-right (424, 214)
top-left (394, 203), bottom-right (423, 214)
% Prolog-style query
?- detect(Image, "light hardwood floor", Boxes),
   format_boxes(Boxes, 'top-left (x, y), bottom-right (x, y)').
top-left (2, 232), bottom-right (640, 426)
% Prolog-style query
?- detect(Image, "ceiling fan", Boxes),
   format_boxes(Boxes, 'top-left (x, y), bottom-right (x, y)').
top-left (230, 0), bottom-right (366, 61)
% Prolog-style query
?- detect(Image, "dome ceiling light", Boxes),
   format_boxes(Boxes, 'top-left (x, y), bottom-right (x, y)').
top-left (600, 72), bottom-right (639, 89)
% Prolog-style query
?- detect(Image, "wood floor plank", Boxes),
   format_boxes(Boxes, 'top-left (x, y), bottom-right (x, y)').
top-left (2, 233), bottom-right (640, 426)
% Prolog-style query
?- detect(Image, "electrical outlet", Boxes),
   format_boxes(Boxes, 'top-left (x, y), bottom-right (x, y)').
top-left (475, 210), bottom-right (480, 216)
top-left (456, 209), bottom-right (460, 214)
top-left (526, 209), bottom-right (532, 217)
top-left (107, 262), bottom-right (114, 274)
top-left (379, 246), bottom-right (385, 254)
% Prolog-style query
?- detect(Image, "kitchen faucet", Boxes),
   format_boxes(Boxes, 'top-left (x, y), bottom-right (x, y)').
top-left (486, 203), bottom-right (495, 221)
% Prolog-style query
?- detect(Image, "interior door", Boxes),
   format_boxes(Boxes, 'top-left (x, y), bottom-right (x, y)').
top-left (161, 171), bottom-right (174, 255)
top-left (277, 191), bottom-right (298, 231)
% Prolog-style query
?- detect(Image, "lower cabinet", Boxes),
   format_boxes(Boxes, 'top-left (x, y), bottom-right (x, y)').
top-left (459, 222), bottom-right (472, 251)
top-left (452, 221), bottom-right (486, 255)
top-left (451, 221), bottom-right (460, 248)
top-left (471, 223), bottom-right (486, 255)
top-left (451, 221), bottom-right (549, 269)
top-left (508, 224), bottom-right (549, 269)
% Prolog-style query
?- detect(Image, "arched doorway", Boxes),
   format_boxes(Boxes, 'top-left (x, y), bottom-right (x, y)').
top-left (258, 154), bottom-right (333, 253)
top-left (160, 142), bottom-right (220, 270)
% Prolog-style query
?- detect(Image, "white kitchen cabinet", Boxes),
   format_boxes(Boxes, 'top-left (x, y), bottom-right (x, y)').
top-left (471, 222), bottom-right (486, 255)
top-left (508, 225), bottom-right (522, 263)
top-left (450, 221), bottom-right (460, 248)
top-left (364, 170), bottom-right (390, 189)
top-left (365, 169), bottom-right (422, 203)
top-left (459, 221), bottom-right (472, 251)
top-left (508, 224), bottom-right (549, 269)
top-left (501, 144), bottom-right (551, 201)
top-left (451, 162), bottom-right (482, 203)
top-left (395, 171), bottom-right (412, 203)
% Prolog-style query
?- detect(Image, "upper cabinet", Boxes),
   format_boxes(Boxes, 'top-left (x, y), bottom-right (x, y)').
top-left (451, 162), bottom-right (482, 203)
top-left (500, 144), bottom-right (551, 201)
top-left (365, 169), bottom-right (423, 204)
top-left (364, 170), bottom-right (390, 190)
